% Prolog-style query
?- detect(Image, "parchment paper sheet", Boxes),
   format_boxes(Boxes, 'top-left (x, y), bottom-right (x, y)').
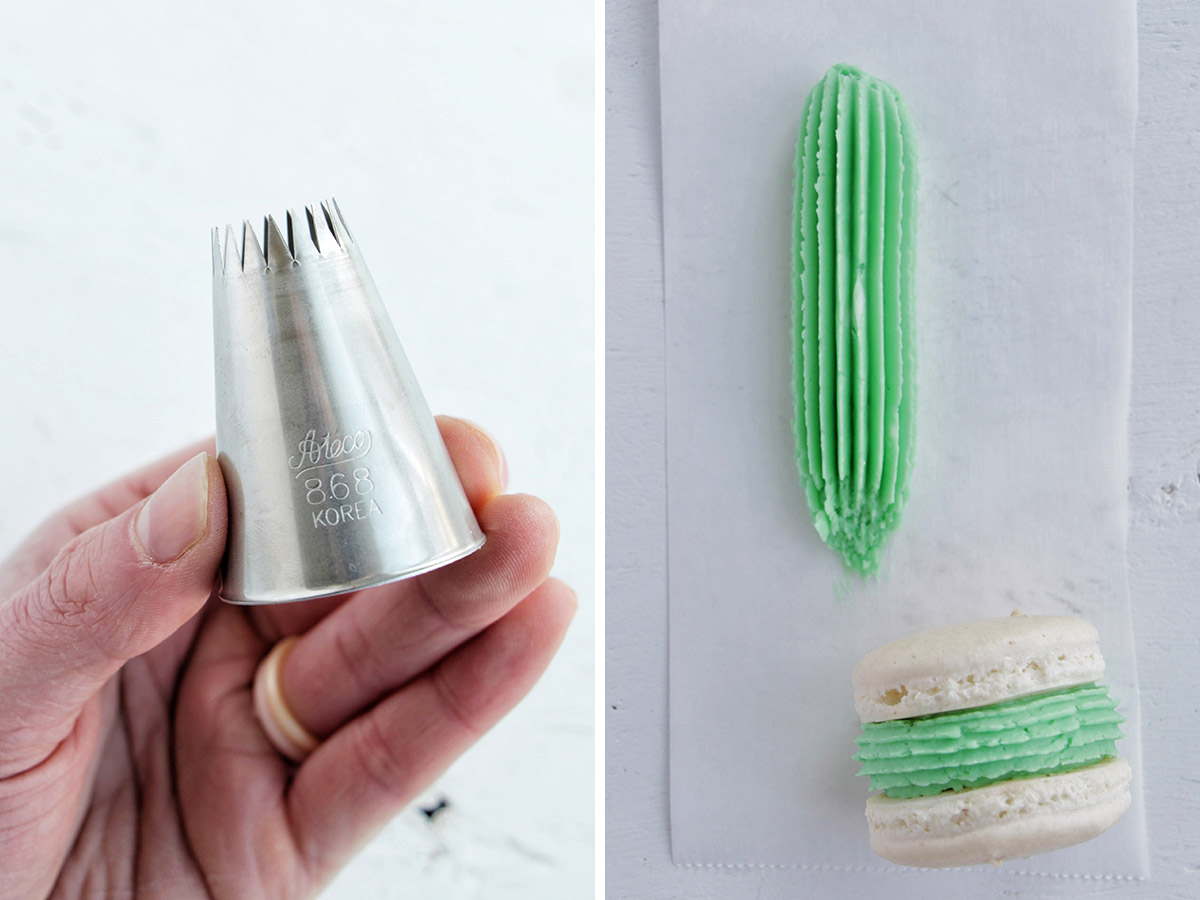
top-left (661, 0), bottom-right (1148, 876)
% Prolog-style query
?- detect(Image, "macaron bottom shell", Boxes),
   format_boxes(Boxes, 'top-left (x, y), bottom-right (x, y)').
top-left (864, 757), bottom-right (1132, 868)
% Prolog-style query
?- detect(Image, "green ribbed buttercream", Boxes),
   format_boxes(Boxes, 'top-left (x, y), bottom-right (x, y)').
top-left (791, 64), bottom-right (916, 574)
top-left (853, 683), bottom-right (1123, 799)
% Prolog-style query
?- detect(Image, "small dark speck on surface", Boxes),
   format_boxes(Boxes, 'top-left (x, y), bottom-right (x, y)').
top-left (418, 797), bottom-right (450, 821)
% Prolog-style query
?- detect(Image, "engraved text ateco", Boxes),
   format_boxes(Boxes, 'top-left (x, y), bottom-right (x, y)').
top-left (289, 429), bottom-right (372, 478)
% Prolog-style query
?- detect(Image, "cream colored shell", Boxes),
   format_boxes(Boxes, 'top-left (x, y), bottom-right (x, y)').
top-left (865, 757), bottom-right (1132, 868)
top-left (853, 614), bottom-right (1104, 723)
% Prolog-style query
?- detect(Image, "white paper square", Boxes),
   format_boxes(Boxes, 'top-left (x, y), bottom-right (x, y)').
top-left (661, 0), bottom-right (1148, 877)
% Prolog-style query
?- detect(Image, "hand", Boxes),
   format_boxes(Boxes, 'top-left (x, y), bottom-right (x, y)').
top-left (0, 417), bottom-right (573, 899)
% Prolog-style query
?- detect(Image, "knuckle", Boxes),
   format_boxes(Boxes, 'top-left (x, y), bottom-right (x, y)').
top-left (350, 712), bottom-right (412, 802)
top-left (430, 666), bottom-right (484, 738)
top-left (414, 576), bottom-right (479, 635)
top-left (329, 617), bottom-right (387, 698)
top-left (40, 536), bottom-right (97, 627)
top-left (32, 527), bottom-right (132, 665)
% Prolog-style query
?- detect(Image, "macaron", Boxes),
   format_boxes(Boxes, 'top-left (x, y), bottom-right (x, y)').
top-left (852, 614), bottom-right (1131, 867)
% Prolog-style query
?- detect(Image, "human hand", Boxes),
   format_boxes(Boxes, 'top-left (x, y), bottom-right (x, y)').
top-left (0, 417), bottom-right (573, 899)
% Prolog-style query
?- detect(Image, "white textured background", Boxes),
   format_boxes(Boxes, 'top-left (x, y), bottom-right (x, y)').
top-left (0, 1), bottom-right (594, 898)
top-left (608, 0), bottom-right (1200, 897)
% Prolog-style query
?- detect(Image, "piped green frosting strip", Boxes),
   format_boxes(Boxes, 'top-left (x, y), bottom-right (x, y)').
top-left (835, 70), bottom-right (853, 490)
top-left (791, 63), bottom-right (916, 573)
top-left (853, 683), bottom-right (1124, 799)
top-left (793, 74), bottom-right (823, 516)
top-left (816, 67), bottom-right (838, 517)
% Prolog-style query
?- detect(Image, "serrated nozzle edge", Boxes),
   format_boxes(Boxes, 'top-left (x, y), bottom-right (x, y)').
top-left (212, 198), bottom-right (355, 276)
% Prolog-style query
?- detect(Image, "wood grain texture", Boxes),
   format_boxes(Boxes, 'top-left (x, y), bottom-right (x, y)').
top-left (605, 0), bottom-right (1200, 896)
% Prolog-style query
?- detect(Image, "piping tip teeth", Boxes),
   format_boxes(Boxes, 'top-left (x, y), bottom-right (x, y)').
top-left (326, 197), bottom-right (354, 244)
top-left (288, 208), bottom-right (318, 260)
top-left (211, 227), bottom-right (222, 275)
top-left (214, 199), bottom-right (353, 276)
top-left (242, 219), bottom-right (266, 271)
top-left (224, 224), bottom-right (242, 274)
top-left (264, 214), bottom-right (292, 269)
top-left (307, 203), bottom-right (341, 253)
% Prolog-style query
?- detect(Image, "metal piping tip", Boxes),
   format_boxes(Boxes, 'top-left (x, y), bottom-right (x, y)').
top-left (211, 198), bottom-right (484, 604)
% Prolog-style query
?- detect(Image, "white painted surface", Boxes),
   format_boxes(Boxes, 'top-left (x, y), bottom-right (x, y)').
top-left (607, 0), bottom-right (1200, 897)
top-left (0, 1), bottom-right (593, 897)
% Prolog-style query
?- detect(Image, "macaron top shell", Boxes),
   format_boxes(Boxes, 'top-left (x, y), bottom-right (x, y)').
top-left (853, 614), bottom-right (1104, 723)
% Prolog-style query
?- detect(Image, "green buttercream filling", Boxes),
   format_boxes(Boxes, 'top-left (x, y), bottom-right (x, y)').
top-left (791, 63), bottom-right (917, 575)
top-left (853, 683), bottom-right (1123, 799)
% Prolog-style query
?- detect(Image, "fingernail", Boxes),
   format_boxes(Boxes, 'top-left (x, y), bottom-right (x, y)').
top-left (135, 453), bottom-right (211, 563)
top-left (461, 419), bottom-right (509, 492)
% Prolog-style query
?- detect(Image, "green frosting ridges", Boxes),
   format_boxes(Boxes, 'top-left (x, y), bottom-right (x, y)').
top-left (791, 64), bottom-right (916, 574)
top-left (853, 683), bottom-right (1124, 799)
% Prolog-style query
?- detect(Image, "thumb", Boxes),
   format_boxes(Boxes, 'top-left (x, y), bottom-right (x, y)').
top-left (0, 452), bottom-right (226, 770)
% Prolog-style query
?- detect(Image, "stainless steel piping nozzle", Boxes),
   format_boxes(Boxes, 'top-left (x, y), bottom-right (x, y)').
top-left (212, 199), bottom-right (485, 605)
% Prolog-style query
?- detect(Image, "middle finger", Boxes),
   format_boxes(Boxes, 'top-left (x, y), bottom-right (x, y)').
top-left (276, 492), bottom-right (559, 739)
top-left (243, 414), bottom-right (508, 643)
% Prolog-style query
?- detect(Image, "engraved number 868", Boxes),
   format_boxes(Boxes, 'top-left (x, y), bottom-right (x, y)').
top-left (304, 467), bottom-right (374, 505)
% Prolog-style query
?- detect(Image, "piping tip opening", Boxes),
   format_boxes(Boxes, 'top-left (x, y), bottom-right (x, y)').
top-left (213, 198), bottom-right (352, 275)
